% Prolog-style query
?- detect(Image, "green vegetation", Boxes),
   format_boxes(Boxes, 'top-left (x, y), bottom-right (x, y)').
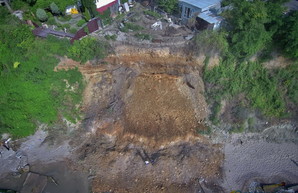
top-left (100, 9), bottom-right (112, 26)
top-left (77, 19), bottom-right (86, 27)
top-left (200, 0), bottom-right (298, 126)
top-left (105, 34), bottom-right (117, 41)
top-left (143, 10), bottom-right (162, 19)
top-left (0, 9), bottom-right (112, 138)
top-left (276, 11), bottom-right (298, 59)
top-left (36, 8), bottom-right (48, 22)
top-left (47, 17), bottom-right (56, 25)
top-left (68, 37), bottom-right (108, 63)
top-left (50, 2), bottom-right (60, 15)
top-left (120, 22), bottom-right (143, 32)
top-left (0, 27), bottom-right (84, 138)
top-left (204, 59), bottom-right (285, 118)
top-left (194, 30), bottom-right (229, 56)
top-left (275, 64), bottom-right (298, 104)
top-left (156, 0), bottom-right (178, 14)
top-left (70, 27), bottom-right (77, 34)
top-left (135, 33), bottom-right (152, 41)
top-left (81, 0), bottom-right (98, 18)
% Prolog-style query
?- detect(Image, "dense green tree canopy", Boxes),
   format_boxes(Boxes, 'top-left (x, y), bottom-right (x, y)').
top-left (222, 0), bottom-right (270, 58)
top-left (276, 11), bottom-right (298, 59)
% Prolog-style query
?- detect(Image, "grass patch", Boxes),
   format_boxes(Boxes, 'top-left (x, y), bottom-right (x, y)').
top-left (0, 21), bottom-right (84, 138)
top-left (105, 34), bottom-right (117, 41)
top-left (197, 126), bottom-right (212, 135)
top-left (230, 124), bottom-right (245, 133)
top-left (144, 10), bottom-right (162, 19)
top-left (120, 22), bottom-right (144, 32)
top-left (77, 19), bottom-right (86, 27)
top-left (135, 33), bottom-right (151, 41)
top-left (204, 57), bottom-right (286, 118)
top-left (209, 102), bottom-right (221, 125)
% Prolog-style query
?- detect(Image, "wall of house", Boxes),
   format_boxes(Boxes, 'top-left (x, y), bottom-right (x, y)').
top-left (179, 2), bottom-right (201, 21)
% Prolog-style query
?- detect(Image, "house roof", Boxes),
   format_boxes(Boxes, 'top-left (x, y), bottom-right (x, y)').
top-left (198, 11), bottom-right (222, 24)
top-left (179, 0), bottom-right (221, 10)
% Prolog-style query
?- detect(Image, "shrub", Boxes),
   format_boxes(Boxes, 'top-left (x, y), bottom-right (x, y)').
top-left (70, 28), bottom-right (77, 34)
top-left (135, 33), bottom-right (152, 41)
top-left (77, 19), bottom-right (86, 27)
top-left (36, 8), bottom-right (48, 22)
top-left (47, 17), bottom-right (56, 25)
top-left (144, 10), bottom-right (162, 19)
top-left (204, 59), bottom-right (286, 117)
top-left (104, 34), bottom-right (117, 41)
top-left (194, 30), bottom-right (229, 57)
top-left (120, 22), bottom-right (143, 32)
top-left (156, 0), bottom-right (178, 14)
top-left (50, 2), bottom-right (60, 15)
top-left (62, 23), bottom-right (71, 29)
top-left (67, 37), bottom-right (108, 63)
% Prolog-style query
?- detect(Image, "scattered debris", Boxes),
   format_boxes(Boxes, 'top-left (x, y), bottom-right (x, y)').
top-left (151, 21), bottom-right (162, 30)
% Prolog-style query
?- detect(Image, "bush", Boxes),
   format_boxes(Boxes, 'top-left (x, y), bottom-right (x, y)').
top-left (194, 30), bottom-right (229, 56)
top-left (204, 59), bottom-right (286, 117)
top-left (77, 19), bottom-right (86, 27)
top-left (67, 37), bottom-right (108, 63)
top-left (36, 8), bottom-right (48, 22)
top-left (62, 23), bottom-right (71, 29)
top-left (70, 28), bottom-right (77, 34)
top-left (47, 17), bottom-right (56, 25)
top-left (50, 2), bottom-right (60, 15)
top-left (156, 0), bottom-right (178, 14)
top-left (104, 34), bottom-right (117, 41)
top-left (143, 10), bottom-right (162, 19)
top-left (135, 33), bottom-right (152, 41)
top-left (120, 22), bottom-right (143, 32)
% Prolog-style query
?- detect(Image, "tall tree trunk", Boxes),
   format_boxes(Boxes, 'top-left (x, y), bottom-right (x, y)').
top-left (4, 0), bottom-right (13, 13)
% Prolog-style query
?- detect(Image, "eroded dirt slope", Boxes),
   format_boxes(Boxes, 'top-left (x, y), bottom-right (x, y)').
top-left (56, 46), bottom-right (225, 192)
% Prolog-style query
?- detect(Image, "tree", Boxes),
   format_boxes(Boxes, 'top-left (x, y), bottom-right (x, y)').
top-left (156, 0), bottom-right (178, 14)
top-left (68, 37), bottom-right (107, 63)
top-left (36, 8), bottom-right (48, 22)
top-left (81, 0), bottom-right (97, 18)
top-left (276, 11), bottom-right (298, 59)
top-left (222, 0), bottom-right (270, 58)
top-left (50, 2), bottom-right (60, 15)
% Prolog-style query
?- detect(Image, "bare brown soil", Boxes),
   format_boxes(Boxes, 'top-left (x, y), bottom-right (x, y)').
top-left (56, 46), bottom-right (224, 192)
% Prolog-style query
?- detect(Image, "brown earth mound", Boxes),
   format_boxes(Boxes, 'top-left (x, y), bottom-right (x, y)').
top-left (58, 47), bottom-right (224, 192)
top-left (123, 73), bottom-right (207, 146)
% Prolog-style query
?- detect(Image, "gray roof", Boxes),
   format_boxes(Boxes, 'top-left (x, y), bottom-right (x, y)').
top-left (198, 11), bottom-right (222, 24)
top-left (179, 0), bottom-right (221, 10)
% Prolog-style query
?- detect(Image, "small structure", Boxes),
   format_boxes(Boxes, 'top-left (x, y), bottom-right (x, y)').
top-left (95, 0), bottom-right (118, 13)
top-left (71, 17), bottom-right (102, 43)
top-left (65, 5), bottom-right (79, 15)
top-left (196, 11), bottom-right (222, 30)
top-left (179, 0), bottom-right (222, 29)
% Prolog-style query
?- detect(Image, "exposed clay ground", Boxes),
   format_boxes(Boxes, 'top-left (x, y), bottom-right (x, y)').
top-left (63, 45), bottom-right (226, 192)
